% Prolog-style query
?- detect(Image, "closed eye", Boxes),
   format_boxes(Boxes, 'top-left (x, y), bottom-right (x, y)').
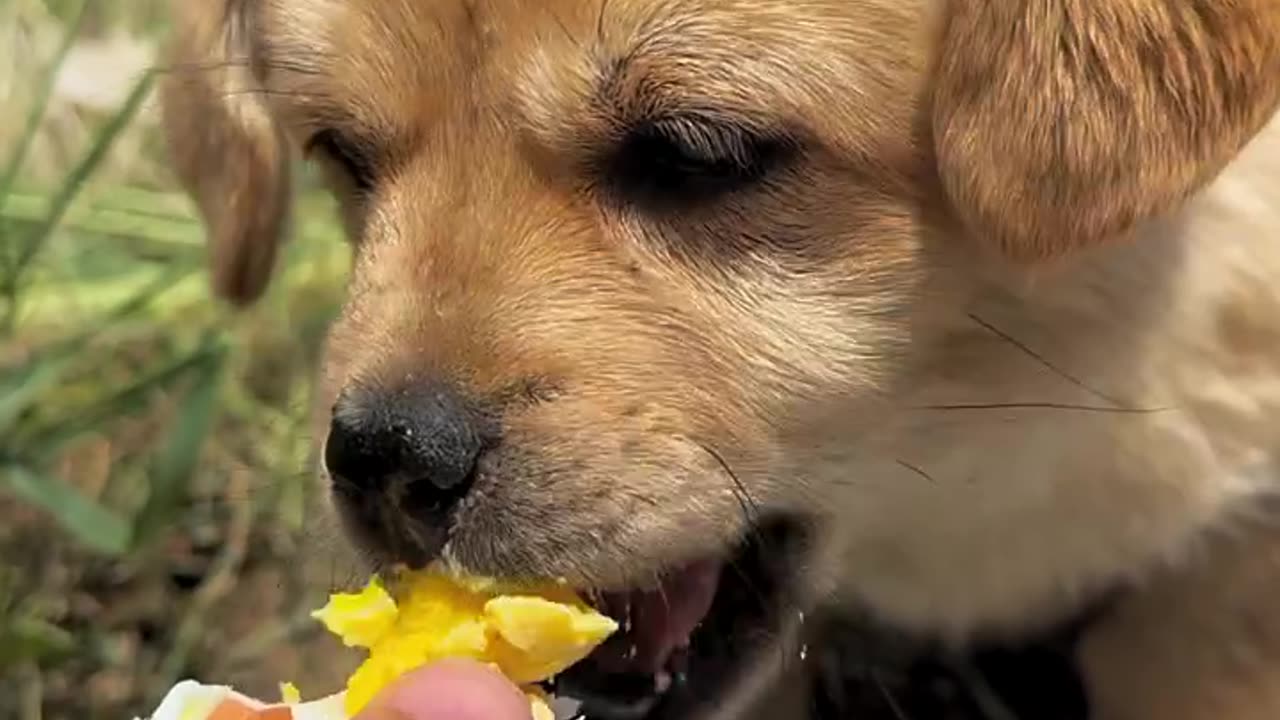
top-left (305, 128), bottom-right (377, 193)
top-left (606, 114), bottom-right (793, 206)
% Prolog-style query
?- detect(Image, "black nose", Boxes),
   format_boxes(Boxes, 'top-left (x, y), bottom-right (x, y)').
top-left (324, 381), bottom-right (485, 511)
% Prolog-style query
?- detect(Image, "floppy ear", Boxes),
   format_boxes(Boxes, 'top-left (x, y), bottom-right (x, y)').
top-left (159, 0), bottom-right (293, 306)
top-left (933, 0), bottom-right (1280, 261)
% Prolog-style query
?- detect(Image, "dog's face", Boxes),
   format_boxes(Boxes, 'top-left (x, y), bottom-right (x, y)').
top-left (304, 0), bottom-right (936, 566)
top-left (162, 0), bottom-right (1280, 717)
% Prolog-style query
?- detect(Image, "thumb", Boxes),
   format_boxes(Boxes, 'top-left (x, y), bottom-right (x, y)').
top-left (352, 659), bottom-right (533, 720)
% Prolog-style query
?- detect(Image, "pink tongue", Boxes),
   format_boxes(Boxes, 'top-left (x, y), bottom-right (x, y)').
top-left (624, 558), bottom-right (722, 672)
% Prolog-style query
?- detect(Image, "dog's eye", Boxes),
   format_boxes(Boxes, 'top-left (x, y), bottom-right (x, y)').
top-left (305, 129), bottom-right (376, 192)
top-left (607, 116), bottom-right (790, 205)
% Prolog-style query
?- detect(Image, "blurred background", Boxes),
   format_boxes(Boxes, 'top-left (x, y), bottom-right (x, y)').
top-left (1, 1), bottom-right (361, 716)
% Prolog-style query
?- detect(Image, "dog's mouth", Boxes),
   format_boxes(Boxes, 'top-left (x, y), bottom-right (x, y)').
top-left (549, 518), bottom-right (810, 720)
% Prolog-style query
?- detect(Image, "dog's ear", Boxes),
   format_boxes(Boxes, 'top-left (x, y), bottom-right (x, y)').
top-left (933, 0), bottom-right (1280, 261)
top-left (159, 0), bottom-right (292, 306)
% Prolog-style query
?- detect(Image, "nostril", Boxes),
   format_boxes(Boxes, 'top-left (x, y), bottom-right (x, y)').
top-left (324, 406), bottom-right (383, 489)
top-left (409, 387), bottom-right (484, 490)
top-left (323, 383), bottom-right (487, 499)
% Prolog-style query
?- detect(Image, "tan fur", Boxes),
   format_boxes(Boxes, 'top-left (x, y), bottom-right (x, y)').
top-left (159, 0), bottom-right (293, 304)
top-left (934, 0), bottom-right (1280, 260)
top-left (159, 0), bottom-right (1280, 717)
top-left (1081, 511), bottom-right (1280, 720)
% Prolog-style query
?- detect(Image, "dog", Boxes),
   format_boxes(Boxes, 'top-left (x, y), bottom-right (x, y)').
top-left (159, 1), bottom-right (1280, 718)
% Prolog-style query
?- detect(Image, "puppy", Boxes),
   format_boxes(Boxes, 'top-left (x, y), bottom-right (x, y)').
top-left (159, 1), bottom-right (1280, 718)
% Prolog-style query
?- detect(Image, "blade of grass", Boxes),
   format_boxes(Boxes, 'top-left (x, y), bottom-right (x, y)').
top-left (3, 69), bottom-right (157, 328)
top-left (0, 463), bottom-right (131, 556)
top-left (8, 68), bottom-right (158, 276)
top-left (132, 342), bottom-right (228, 547)
top-left (1, 191), bottom-right (204, 248)
top-left (0, 0), bottom-right (90, 204)
top-left (14, 271), bottom-right (208, 337)
top-left (0, 269), bottom-right (182, 434)
top-left (151, 466), bottom-right (252, 700)
top-left (0, 352), bottom-right (80, 438)
top-left (0, 615), bottom-right (76, 670)
top-left (22, 342), bottom-right (220, 464)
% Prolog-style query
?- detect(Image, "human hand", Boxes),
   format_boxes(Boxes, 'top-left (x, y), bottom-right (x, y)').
top-left (352, 659), bottom-right (535, 720)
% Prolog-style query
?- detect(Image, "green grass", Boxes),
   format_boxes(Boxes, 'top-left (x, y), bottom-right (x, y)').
top-left (0, 2), bottom-right (356, 717)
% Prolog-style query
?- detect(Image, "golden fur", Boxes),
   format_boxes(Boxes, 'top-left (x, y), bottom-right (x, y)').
top-left (160, 1), bottom-right (1280, 717)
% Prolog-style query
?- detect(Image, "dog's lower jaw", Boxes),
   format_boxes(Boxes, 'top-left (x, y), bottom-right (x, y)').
top-left (730, 652), bottom-right (813, 720)
top-left (685, 518), bottom-right (846, 720)
top-left (694, 610), bottom-right (809, 720)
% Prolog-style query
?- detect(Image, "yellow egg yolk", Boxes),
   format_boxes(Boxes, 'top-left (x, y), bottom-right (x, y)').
top-left (311, 566), bottom-right (618, 717)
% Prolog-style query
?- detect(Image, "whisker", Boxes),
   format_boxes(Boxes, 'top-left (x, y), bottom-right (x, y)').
top-left (702, 448), bottom-right (773, 604)
top-left (914, 401), bottom-right (1169, 414)
top-left (548, 8), bottom-right (585, 52)
top-left (693, 440), bottom-right (796, 675)
top-left (874, 671), bottom-right (913, 720)
top-left (214, 88), bottom-right (314, 100)
top-left (152, 54), bottom-right (332, 77)
top-left (257, 57), bottom-right (331, 77)
top-left (951, 660), bottom-right (1021, 720)
top-left (697, 441), bottom-right (761, 526)
top-left (967, 313), bottom-right (1128, 409)
top-left (150, 59), bottom-right (254, 74)
top-left (895, 459), bottom-right (937, 484)
top-left (653, 568), bottom-right (670, 616)
top-left (596, 0), bottom-right (615, 43)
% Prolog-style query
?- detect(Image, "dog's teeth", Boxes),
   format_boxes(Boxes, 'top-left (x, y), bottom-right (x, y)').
top-left (654, 671), bottom-right (673, 694)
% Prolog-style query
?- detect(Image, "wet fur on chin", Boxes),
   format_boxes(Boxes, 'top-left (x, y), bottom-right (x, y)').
top-left (159, 0), bottom-right (1280, 718)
